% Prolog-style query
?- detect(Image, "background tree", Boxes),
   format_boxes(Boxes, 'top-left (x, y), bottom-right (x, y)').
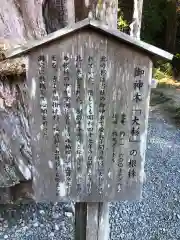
top-left (165, 0), bottom-right (177, 53)
top-left (75, 0), bottom-right (118, 29)
top-left (0, 0), bottom-right (75, 203)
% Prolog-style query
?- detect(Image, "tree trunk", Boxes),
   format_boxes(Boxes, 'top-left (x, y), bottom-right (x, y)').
top-left (0, 0), bottom-right (75, 203)
top-left (165, 0), bottom-right (177, 53)
top-left (75, 0), bottom-right (118, 29)
top-left (0, 72), bottom-right (32, 203)
top-left (0, 0), bottom-right (75, 40)
top-left (0, 0), bottom-right (46, 41)
top-left (43, 0), bottom-right (75, 34)
top-left (130, 0), bottom-right (144, 39)
top-left (164, 0), bottom-right (178, 80)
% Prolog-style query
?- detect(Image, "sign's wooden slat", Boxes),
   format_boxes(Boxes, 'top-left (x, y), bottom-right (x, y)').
top-left (104, 36), bottom-right (119, 199)
top-left (90, 34), bottom-right (108, 201)
top-left (46, 48), bottom-right (57, 201)
top-left (76, 32), bottom-right (88, 201)
top-left (54, 41), bottom-right (68, 201)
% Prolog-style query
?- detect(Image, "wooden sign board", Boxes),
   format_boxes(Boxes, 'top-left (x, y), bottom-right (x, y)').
top-left (5, 20), bottom-right (171, 202)
top-left (27, 29), bottom-right (152, 202)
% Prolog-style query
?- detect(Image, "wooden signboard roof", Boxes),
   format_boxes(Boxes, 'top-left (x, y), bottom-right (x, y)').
top-left (5, 18), bottom-right (173, 61)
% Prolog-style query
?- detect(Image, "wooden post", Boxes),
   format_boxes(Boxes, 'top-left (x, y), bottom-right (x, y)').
top-left (86, 203), bottom-right (109, 240)
top-left (74, 1), bottom-right (118, 239)
top-left (75, 202), bottom-right (87, 240)
top-left (97, 203), bottom-right (109, 240)
top-left (86, 203), bottom-right (99, 240)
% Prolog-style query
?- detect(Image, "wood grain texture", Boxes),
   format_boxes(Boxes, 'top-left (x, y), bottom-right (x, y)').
top-left (27, 30), bottom-right (152, 202)
top-left (43, 0), bottom-right (75, 34)
top-left (86, 203), bottom-right (98, 240)
top-left (97, 203), bottom-right (109, 240)
top-left (86, 202), bottom-right (109, 240)
top-left (0, 0), bottom-right (46, 41)
top-left (75, 0), bottom-right (118, 29)
top-left (75, 202), bottom-right (87, 240)
top-left (0, 76), bottom-right (32, 203)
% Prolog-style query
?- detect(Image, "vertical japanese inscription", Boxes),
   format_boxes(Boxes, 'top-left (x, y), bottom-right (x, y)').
top-left (114, 112), bottom-right (127, 192)
top-left (87, 56), bottom-right (94, 195)
top-left (51, 55), bottom-right (61, 197)
top-left (128, 67), bottom-right (145, 180)
top-left (63, 55), bottom-right (72, 195)
top-left (38, 55), bottom-right (48, 138)
top-left (75, 55), bottom-right (83, 195)
top-left (97, 56), bottom-right (107, 195)
top-left (128, 149), bottom-right (137, 179)
top-left (112, 113), bottom-right (118, 163)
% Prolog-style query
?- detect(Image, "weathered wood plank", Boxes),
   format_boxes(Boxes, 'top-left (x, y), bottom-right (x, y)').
top-left (97, 203), bottom-right (109, 240)
top-left (62, 35), bottom-right (78, 200)
top-left (27, 50), bottom-right (57, 202)
top-left (92, 34), bottom-right (107, 201)
top-left (26, 30), bottom-right (153, 202)
top-left (75, 202), bottom-right (87, 240)
top-left (86, 203), bottom-right (99, 240)
top-left (75, 32), bottom-right (89, 201)
top-left (86, 202), bottom-right (109, 240)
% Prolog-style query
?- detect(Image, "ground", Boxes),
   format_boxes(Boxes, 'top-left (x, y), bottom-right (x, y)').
top-left (151, 87), bottom-right (180, 126)
top-left (109, 105), bottom-right (180, 240)
top-left (0, 90), bottom-right (180, 239)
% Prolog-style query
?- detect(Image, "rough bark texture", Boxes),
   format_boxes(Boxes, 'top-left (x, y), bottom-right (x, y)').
top-left (0, 0), bottom-right (46, 41)
top-left (43, 0), bottom-right (75, 34)
top-left (75, 0), bottom-right (118, 29)
top-left (0, 0), bottom-right (75, 203)
top-left (165, 0), bottom-right (177, 53)
top-left (130, 0), bottom-right (144, 39)
top-left (0, 74), bottom-right (32, 203)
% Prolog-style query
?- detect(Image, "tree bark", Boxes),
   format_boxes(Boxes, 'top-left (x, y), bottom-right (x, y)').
top-left (0, 0), bottom-right (46, 41)
top-left (0, 73), bottom-right (32, 203)
top-left (0, 0), bottom-right (75, 40)
top-left (165, 0), bottom-right (177, 53)
top-left (0, 0), bottom-right (75, 203)
top-left (75, 0), bottom-right (118, 29)
top-left (43, 0), bottom-right (75, 34)
top-left (130, 0), bottom-right (144, 39)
